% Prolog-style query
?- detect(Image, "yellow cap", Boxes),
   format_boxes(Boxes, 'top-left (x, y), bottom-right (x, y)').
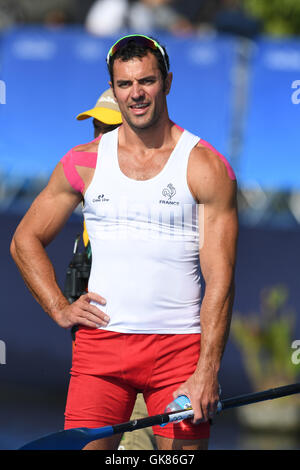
top-left (76, 88), bottom-right (122, 125)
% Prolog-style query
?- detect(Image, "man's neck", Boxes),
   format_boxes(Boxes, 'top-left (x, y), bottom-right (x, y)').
top-left (119, 118), bottom-right (177, 153)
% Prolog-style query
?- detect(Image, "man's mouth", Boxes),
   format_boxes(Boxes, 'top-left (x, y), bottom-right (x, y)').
top-left (129, 103), bottom-right (150, 114)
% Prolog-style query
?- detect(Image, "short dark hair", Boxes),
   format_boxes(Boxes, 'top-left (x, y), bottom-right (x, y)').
top-left (107, 37), bottom-right (170, 86)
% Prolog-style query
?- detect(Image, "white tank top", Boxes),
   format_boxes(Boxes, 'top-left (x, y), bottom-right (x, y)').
top-left (83, 127), bottom-right (202, 334)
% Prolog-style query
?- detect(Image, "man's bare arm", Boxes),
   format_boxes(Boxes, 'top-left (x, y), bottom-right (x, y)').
top-left (174, 146), bottom-right (238, 423)
top-left (10, 162), bottom-right (109, 329)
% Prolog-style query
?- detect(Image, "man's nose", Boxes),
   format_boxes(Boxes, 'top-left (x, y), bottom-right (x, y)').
top-left (131, 82), bottom-right (145, 100)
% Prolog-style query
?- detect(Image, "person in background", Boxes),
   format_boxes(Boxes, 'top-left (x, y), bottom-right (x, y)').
top-left (76, 88), bottom-right (122, 138)
top-left (84, 0), bottom-right (193, 36)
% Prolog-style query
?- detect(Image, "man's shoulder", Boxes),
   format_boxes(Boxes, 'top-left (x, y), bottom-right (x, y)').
top-left (189, 139), bottom-right (236, 182)
top-left (187, 138), bottom-right (237, 202)
top-left (72, 137), bottom-right (101, 154)
top-left (60, 136), bottom-right (101, 194)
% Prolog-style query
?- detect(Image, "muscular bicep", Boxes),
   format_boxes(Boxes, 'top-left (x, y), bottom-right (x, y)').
top-left (199, 187), bottom-right (238, 285)
top-left (189, 147), bottom-right (238, 284)
top-left (13, 162), bottom-right (82, 247)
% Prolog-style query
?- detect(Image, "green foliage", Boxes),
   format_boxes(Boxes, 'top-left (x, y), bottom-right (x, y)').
top-left (244, 0), bottom-right (300, 36)
top-left (231, 285), bottom-right (299, 390)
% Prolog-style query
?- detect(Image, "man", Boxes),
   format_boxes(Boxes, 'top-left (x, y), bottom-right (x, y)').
top-left (68, 88), bottom-right (156, 450)
top-left (10, 34), bottom-right (238, 450)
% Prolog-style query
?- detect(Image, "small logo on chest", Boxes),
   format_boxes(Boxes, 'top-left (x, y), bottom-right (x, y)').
top-left (159, 183), bottom-right (179, 205)
top-left (92, 194), bottom-right (110, 203)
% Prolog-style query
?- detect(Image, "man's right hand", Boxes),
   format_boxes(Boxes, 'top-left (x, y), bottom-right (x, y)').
top-left (55, 292), bottom-right (109, 329)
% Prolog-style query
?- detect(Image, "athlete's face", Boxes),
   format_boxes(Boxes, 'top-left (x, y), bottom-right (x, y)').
top-left (111, 52), bottom-right (172, 131)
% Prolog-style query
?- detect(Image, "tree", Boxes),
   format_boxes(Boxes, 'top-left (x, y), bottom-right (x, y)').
top-left (244, 0), bottom-right (300, 36)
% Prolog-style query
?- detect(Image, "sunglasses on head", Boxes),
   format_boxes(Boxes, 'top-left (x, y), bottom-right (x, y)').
top-left (106, 34), bottom-right (169, 74)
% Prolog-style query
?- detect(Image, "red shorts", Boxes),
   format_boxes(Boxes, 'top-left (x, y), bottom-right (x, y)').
top-left (64, 327), bottom-right (210, 440)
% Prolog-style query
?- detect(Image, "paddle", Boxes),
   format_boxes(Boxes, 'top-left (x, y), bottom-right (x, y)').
top-left (19, 382), bottom-right (300, 450)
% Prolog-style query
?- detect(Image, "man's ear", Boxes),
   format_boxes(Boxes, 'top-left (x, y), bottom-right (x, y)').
top-left (164, 72), bottom-right (173, 96)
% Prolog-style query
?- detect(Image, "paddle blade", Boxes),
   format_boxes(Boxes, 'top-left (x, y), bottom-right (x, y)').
top-left (19, 425), bottom-right (114, 450)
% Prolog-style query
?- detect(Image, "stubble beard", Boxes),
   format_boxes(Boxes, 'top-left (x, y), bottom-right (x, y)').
top-left (122, 100), bottom-right (164, 132)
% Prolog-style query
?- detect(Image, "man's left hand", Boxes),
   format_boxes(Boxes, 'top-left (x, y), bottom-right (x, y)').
top-left (172, 370), bottom-right (220, 424)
